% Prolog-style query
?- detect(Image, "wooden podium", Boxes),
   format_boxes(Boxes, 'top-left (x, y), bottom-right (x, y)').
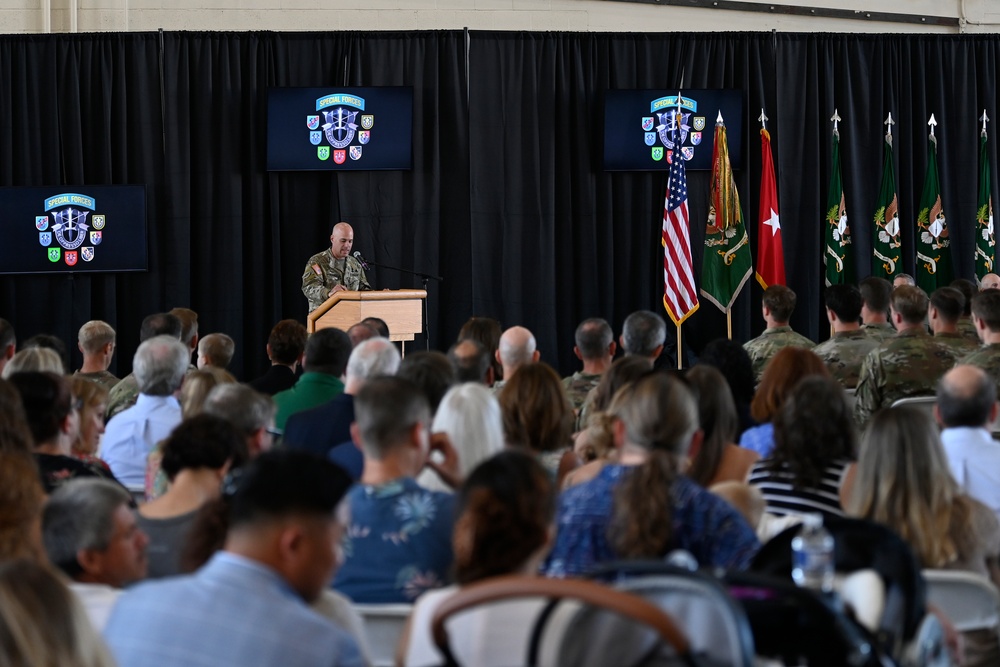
top-left (307, 289), bottom-right (427, 342)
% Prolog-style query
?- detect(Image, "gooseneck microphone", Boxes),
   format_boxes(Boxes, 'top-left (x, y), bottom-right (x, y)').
top-left (352, 251), bottom-right (370, 270)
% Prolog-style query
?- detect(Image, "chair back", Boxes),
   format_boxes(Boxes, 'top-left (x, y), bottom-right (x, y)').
top-left (922, 570), bottom-right (1000, 633)
top-left (353, 603), bottom-right (413, 667)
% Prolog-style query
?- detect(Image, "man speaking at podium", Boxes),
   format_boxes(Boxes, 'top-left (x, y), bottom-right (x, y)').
top-left (302, 222), bottom-right (372, 312)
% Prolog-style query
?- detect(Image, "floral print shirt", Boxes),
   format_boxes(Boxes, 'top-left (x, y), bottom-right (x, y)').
top-left (333, 478), bottom-right (455, 603)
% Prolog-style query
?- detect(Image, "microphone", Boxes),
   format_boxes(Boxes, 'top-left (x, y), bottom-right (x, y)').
top-left (352, 251), bottom-right (370, 270)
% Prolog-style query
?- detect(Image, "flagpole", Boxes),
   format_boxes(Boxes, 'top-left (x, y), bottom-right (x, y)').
top-left (726, 310), bottom-right (732, 340)
top-left (676, 328), bottom-right (683, 370)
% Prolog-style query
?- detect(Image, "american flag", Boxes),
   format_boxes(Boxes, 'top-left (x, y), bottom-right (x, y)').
top-left (662, 141), bottom-right (699, 324)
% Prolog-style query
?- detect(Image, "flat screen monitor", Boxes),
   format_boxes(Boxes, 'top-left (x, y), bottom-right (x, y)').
top-left (0, 185), bottom-right (147, 275)
top-left (603, 89), bottom-right (744, 171)
top-left (267, 87), bottom-right (413, 171)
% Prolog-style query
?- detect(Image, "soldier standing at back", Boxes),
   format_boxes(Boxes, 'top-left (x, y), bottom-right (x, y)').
top-left (301, 222), bottom-right (372, 312)
top-left (854, 285), bottom-right (964, 425)
top-left (743, 285), bottom-right (814, 383)
top-left (812, 285), bottom-right (878, 389)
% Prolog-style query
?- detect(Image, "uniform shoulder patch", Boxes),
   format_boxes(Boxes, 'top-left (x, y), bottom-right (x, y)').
top-left (311, 263), bottom-right (322, 276)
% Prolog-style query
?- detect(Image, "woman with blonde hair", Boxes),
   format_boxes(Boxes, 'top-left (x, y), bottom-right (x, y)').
top-left (847, 405), bottom-right (1000, 666)
top-left (69, 376), bottom-right (111, 470)
top-left (1, 346), bottom-right (64, 379)
top-left (0, 559), bottom-right (115, 667)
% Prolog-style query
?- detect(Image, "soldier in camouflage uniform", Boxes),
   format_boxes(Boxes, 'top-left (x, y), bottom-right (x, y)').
top-left (950, 278), bottom-right (981, 343)
top-left (930, 287), bottom-right (981, 359)
top-left (959, 290), bottom-right (1000, 396)
top-left (854, 285), bottom-right (963, 426)
top-left (105, 313), bottom-right (183, 420)
top-left (859, 276), bottom-right (896, 342)
top-left (812, 285), bottom-right (878, 389)
top-left (562, 318), bottom-right (616, 427)
top-left (743, 285), bottom-right (814, 383)
top-left (301, 222), bottom-right (371, 312)
top-left (73, 320), bottom-right (119, 392)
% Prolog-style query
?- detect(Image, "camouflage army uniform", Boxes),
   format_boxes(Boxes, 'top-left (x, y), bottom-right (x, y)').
top-left (811, 330), bottom-right (879, 389)
top-left (301, 250), bottom-right (372, 312)
top-left (562, 371), bottom-right (602, 414)
top-left (854, 329), bottom-right (963, 426)
top-left (861, 322), bottom-right (896, 343)
top-left (957, 318), bottom-right (981, 343)
top-left (959, 343), bottom-right (1000, 396)
top-left (933, 332), bottom-right (981, 360)
top-left (743, 326), bottom-right (815, 383)
top-left (74, 369), bottom-right (120, 393)
top-left (105, 373), bottom-right (139, 420)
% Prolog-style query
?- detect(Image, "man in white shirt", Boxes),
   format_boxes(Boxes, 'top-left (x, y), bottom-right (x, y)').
top-left (936, 364), bottom-right (1000, 525)
top-left (41, 478), bottom-right (149, 631)
top-left (100, 335), bottom-right (189, 489)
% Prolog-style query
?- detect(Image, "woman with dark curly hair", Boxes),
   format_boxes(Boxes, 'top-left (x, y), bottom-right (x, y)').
top-left (747, 375), bottom-right (856, 521)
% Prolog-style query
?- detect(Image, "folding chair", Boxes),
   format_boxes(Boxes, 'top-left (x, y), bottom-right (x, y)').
top-left (353, 603), bottom-right (413, 667)
top-left (922, 570), bottom-right (1000, 633)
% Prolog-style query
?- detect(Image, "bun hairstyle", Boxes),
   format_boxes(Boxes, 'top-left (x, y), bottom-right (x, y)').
top-left (453, 450), bottom-right (555, 585)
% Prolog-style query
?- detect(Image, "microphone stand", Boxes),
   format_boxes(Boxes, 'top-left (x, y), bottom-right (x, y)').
top-left (363, 259), bottom-right (442, 351)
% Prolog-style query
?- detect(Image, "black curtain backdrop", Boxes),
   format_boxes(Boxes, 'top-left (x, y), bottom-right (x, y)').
top-left (0, 31), bottom-right (998, 379)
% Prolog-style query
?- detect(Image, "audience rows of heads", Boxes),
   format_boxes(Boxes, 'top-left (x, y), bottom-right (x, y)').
top-left (3, 275), bottom-right (1000, 666)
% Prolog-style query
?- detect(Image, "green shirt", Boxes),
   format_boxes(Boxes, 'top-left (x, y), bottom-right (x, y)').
top-left (273, 372), bottom-right (345, 430)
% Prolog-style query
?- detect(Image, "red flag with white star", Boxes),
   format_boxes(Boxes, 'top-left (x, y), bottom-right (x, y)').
top-left (756, 127), bottom-right (786, 288)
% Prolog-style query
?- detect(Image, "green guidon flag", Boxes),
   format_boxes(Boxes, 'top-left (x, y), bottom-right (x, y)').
top-left (824, 116), bottom-right (854, 286)
top-left (976, 114), bottom-right (996, 282)
top-left (872, 116), bottom-right (901, 279)
top-left (915, 117), bottom-right (953, 291)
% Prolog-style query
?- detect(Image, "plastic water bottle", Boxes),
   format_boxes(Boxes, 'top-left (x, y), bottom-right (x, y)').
top-left (791, 513), bottom-right (835, 593)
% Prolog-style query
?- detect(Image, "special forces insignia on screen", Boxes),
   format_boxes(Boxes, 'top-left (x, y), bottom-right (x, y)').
top-left (309, 94), bottom-right (374, 165)
top-left (35, 193), bottom-right (106, 266)
top-left (645, 95), bottom-right (699, 165)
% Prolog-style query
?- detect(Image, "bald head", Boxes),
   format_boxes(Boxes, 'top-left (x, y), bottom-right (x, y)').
top-left (982, 273), bottom-right (1000, 291)
top-left (329, 222), bottom-right (355, 259)
top-left (936, 365), bottom-right (997, 429)
top-left (496, 326), bottom-right (539, 377)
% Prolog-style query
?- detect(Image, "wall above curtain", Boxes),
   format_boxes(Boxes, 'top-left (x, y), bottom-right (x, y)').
top-left (0, 31), bottom-right (996, 379)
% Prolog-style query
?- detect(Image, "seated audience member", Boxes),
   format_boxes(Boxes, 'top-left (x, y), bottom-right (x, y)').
top-left (11, 371), bottom-right (118, 493)
top-left (138, 415), bottom-right (248, 579)
top-left (106, 312), bottom-right (183, 420)
top-left (982, 273), bottom-right (1000, 291)
top-left (457, 316), bottom-right (503, 386)
top-left (346, 322), bottom-right (378, 347)
top-left (710, 481), bottom-right (766, 534)
top-left (961, 289), bottom-right (1000, 395)
top-left (0, 378), bottom-right (33, 454)
top-left (21, 333), bottom-right (69, 372)
top-left (333, 377), bottom-right (456, 603)
top-left (936, 365), bottom-right (1000, 526)
top-left (145, 366), bottom-right (237, 500)
top-left (447, 338), bottom-right (493, 385)
top-left (0, 317), bottom-right (15, 376)
top-left (893, 273), bottom-right (916, 288)
top-left (492, 326), bottom-right (540, 392)
top-left (42, 479), bottom-right (149, 630)
top-left (272, 327), bottom-right (352, 429)
top-left (105, 450), bottom-right (363, 667)
top-left (74, 320), bottom-right (119, 392)
top-left (739, 347), bottom-right (830, 458)
top-left (854, 285), bottom-right (962, 425)
top-left (0, 451), bottom-right (47, 561)
top-left (169, 307), bottom-right (200, 367)
top-left (859, 276), bottom-right (895, 342)
top-left (812, 284), bottom-right (879, 389)
top-left (951, 278), bottom-right (981, 342)
top-left (247, 319), bottom-right (307, 396)
top-left (685, 365), bottom-right (759, 487)
top-left (498, 362), bottom-right (578, 486)
top-left (202, 384), bottom-right (277, 458)
top-left (417, 383), bottom-right (505, 493)
top-left (562, 317), bottom-right (616, 415)
top-left (361, 316), bottom-right (389, 339)
top-left (101, 336), bottom-right (188, 490)
top-left (1, 346), bottom-right (64, 379)
top-left (400, 451), bottom-right (556, 667)
top-left (566, 356), bottom-right (651, 489)
top-left (847, 406), bottom-right (1000, 667)
top-left (619, 310), bottom-right (667, 362)
top-left (697, 338), bottom-right (757, 435)
top-left (930, 286), bottom-right (980, 357)
top-left (196, 333), bottom-right (236, 371)
top-left (396, 350), bottom-right (457, 416)
top-left (69, 376), bottom-right (111, 471)
top-left (283, 337), bottom-right (401, 479)
top-left (0, 559), bottom-right (116, 667)
top-left (544, 373), bottom-right (759, 578)
top-left (743, 285), bottom-right (815, 383)
top-left (748, 376), bottom-right (856, 521)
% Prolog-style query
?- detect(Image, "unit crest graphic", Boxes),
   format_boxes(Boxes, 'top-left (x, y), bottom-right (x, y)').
top-left (640, 95), bottom-right (705, 164)
top-left (307, 94), bottom-right (374, 163)
top-left (36, 193), bottom-right (105, 266)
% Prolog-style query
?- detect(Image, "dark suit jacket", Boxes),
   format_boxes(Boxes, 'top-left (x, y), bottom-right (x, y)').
top-left (282, 393), bottom-right (362, 479)
top-left (246, 365), bottom-right (297, 396)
